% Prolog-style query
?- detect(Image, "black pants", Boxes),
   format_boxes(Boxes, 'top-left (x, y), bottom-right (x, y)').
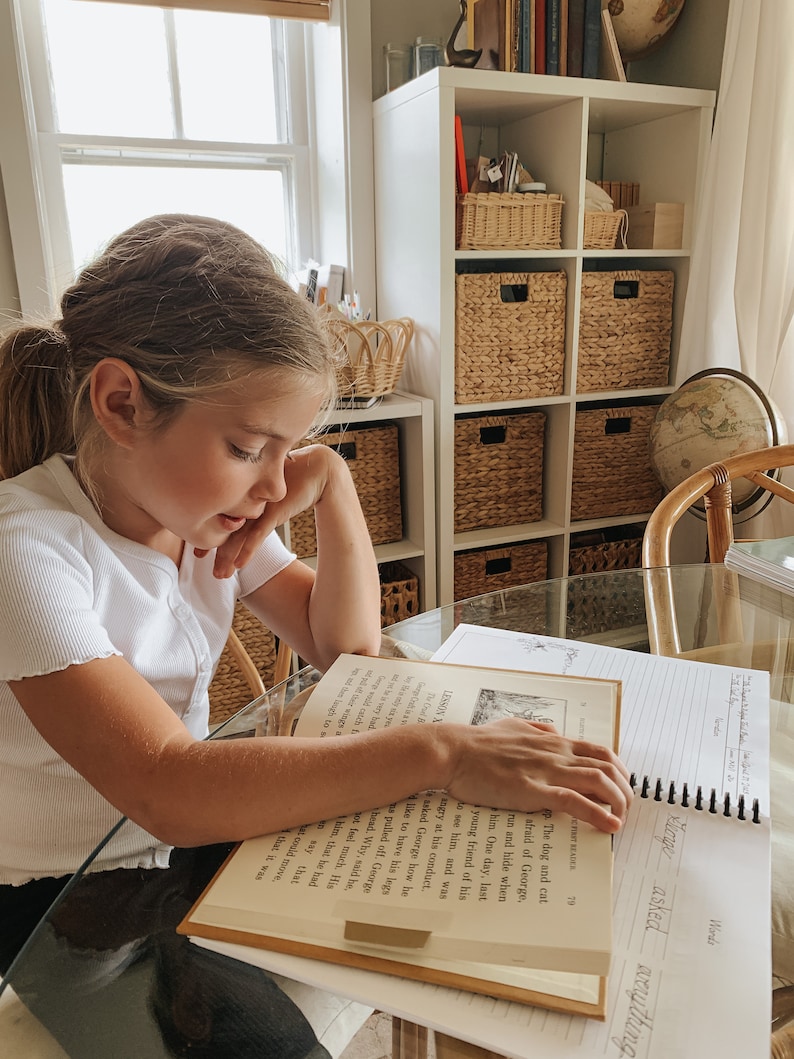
top-left (0, 846), bottom-right (330, 1059)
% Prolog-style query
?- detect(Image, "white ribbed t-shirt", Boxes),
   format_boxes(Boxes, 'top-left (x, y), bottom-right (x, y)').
top-left (0, 455), bottom-right (294, 885)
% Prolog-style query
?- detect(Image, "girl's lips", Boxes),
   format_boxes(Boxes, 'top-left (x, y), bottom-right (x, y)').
top-left (219, 514), bottom-right (247, 532)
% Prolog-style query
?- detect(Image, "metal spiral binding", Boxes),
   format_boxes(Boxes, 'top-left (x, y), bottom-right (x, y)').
top-left (629, 773), bottom-right (760, 823)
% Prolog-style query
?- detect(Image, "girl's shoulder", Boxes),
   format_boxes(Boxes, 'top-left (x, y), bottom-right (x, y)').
top-left (0, 455), bottom-right (94, 520)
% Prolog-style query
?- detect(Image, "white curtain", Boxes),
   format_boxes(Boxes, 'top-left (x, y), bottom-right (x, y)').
top-left (676, 0), bottom-right (794, 535)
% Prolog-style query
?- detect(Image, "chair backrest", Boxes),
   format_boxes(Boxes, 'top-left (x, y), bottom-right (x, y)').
top-left (208, 602), bottom-right (293, 726)
top-left (642, 443), bottom-right (794, 655)
top-left (643, 443), bottom-right (794, 568)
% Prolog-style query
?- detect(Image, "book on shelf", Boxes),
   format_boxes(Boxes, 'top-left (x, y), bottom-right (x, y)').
top-left (599, 5), bottom-right (626, 81)
top-left (180, 653), bottom-right (623, 1019)
top-left (582, 0), bottom-right (601, 77)
top-left (534, 0), bottom-right (545, 73)
top-left (566, 0), bottom-right (585, 77)
top-left (725, 535), bottom-right (794, 592)
top-left (187, 625), bottom-right (772, 1058)
top-left (545, 0), bottom-right (561, 74)
top-left (454, 115), bottom-right (468, 194)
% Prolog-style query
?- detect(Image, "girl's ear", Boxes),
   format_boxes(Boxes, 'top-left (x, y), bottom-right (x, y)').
top-left (90, 359), bottom-right (145, 449)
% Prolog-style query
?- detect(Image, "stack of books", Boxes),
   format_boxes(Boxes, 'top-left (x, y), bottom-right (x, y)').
top-left (725, 535), bottom-right (794, 593)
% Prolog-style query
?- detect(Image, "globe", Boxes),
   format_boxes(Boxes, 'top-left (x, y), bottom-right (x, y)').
top-left (649, 371), bottom-right (788, 514)
top-left (606, 0), bottom-right (686, 62)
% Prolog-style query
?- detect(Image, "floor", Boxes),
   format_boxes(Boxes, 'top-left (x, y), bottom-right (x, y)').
top-left (339, 1011), bottom-right (438, 1059)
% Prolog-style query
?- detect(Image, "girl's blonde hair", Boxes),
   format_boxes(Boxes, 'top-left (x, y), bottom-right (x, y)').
top-left (0, 214), bottom-right (339, 479)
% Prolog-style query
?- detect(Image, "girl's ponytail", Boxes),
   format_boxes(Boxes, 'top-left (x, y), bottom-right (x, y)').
top-left (0, 325), bottom-right (75, 480)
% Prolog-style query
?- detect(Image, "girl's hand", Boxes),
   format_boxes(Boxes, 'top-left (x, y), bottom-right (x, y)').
top-left (442, 718), bottom-right (633, 834)
top-left (196, 445), bottom-right (338, 578)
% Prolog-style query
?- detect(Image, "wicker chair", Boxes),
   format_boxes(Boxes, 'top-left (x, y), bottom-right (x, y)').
top-left (208, 602), bottom-right (293, 727)
top-left (642, 443), bottom-right (794, 656)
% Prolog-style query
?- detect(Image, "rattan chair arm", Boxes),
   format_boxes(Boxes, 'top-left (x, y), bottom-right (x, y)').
top-left (225, 628), bottom-right (266, 699)
top-left (746, 471), bottom-right (794, 505)
top-left (273, 640), bottom-right (293, 686)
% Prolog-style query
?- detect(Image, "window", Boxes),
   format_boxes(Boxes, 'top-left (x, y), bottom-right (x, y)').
top-left (13, 0), bottom-right (314, 292)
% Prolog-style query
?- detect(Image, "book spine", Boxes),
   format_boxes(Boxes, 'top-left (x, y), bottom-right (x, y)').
top-left (519, 0), bottom-right (531, 72)
top-left (545, 0), bottom-right (560, 75)
top-left (559, 0), bottom-right (568, 75)
top-left (566, 0), bottom-right (585, 77)
top-left (535, 0), bottom-right (546, 72)
top-left (582, 0), bottom-right (601, 78)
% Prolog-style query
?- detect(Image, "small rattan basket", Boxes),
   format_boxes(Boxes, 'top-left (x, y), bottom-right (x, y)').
top-left (456, 192), bottom-right (563, 250)
top-left (583, 209), bottom-right (628, 249)
top-left (325, 315), bottom-right (413, 401)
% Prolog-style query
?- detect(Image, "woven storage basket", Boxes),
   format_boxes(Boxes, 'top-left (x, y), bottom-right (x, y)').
top-left (454, 411), bottom-right (545, 532)
top-left (568, 526), bottom-right (643, 575)
top-left (325, 315), bottom-right (413, 401)
top-left (208, 603), bottom-right (277, 726)
top-left (289, 424), bottom-right (402, 557)
top-left (456, 192), bottom-right (563, 250)
top-left (454, 541), bottom-right (548, 600)
top-left (577, 270), bottom-right (674, 392)
top-left (583, 209), bottom-right (628, 250)
top-left (455, 270), bottom-right (566, 403)
top-left (379, 561), bottom-right (420, 627)
top-left (570, 404), bottom-right (663, 520)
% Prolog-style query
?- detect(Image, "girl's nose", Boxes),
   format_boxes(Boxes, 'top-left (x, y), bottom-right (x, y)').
top-left (251, 459), bottom-right (288, 503)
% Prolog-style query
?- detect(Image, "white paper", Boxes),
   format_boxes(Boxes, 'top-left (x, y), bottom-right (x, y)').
top-left (193, 627), bottom-right (772, 1058)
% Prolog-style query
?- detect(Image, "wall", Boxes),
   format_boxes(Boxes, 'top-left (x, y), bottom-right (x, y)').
top-left (0, 171), bottom-right (18, 318)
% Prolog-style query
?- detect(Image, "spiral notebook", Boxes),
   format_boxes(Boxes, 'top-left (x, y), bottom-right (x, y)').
top-left (192, 625), bottom-right (771, 1058)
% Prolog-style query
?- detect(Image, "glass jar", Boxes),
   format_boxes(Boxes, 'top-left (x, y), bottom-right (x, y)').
top-left (383, 42), bottom-right (413, 93)
top-left (414, 36), bottom-right (445, 77)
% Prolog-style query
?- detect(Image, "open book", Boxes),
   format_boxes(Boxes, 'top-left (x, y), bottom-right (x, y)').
top-left (179, 654), bottom-right (622, 1019)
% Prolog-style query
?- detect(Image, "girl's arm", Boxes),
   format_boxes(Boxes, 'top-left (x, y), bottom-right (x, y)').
top-left (211, 444), bottom-right (382, 672)
top-left (10, 655), bottom-right (632, 848)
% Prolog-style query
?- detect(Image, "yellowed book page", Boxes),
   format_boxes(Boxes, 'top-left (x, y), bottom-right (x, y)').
top-left (186, 656), bottom-right (618, 978)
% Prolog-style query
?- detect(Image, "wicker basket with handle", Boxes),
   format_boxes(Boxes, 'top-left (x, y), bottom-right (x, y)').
top-left (577, 270), bottom-right (674, 392)
top-left (454, 411), bottom-right (545, 532)
top-left (583, 209), bottom-right (628, 249)
top-left (454, 541), bottom-right (548, 600)
top-left (325, 314), bottom-right (414, 401)
top-left (570, 404), bottom-right (663, 520)
top-left (456, 192), bottom-right (563, 250)
top-left (455, 270), bottom-right (566, 403)
top-left (288, 423), bottom-right (402, 557)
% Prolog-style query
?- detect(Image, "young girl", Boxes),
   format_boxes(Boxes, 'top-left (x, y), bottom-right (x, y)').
top-left (0, 215), bottom-right (631, 1053)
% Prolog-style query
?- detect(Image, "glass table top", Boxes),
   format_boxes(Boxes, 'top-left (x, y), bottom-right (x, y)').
top-left (3, 566), bottom-right (793, 1057)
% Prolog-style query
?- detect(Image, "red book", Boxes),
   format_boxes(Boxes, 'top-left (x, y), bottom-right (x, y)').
top-left (454, 114), bottom-right (468, 194)
top-left (535, 0), bottom-right (546, 73)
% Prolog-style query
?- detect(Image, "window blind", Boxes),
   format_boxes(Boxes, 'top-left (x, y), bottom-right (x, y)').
top-left (79, 0), bottom-right (331, 21)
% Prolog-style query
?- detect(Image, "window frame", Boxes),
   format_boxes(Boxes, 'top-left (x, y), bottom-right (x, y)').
top-left (3, 0), bottom-right (317, 309)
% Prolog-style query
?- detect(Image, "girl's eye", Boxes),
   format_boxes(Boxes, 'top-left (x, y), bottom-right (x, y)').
top-left (229, 444), bottom-right (264, 464)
